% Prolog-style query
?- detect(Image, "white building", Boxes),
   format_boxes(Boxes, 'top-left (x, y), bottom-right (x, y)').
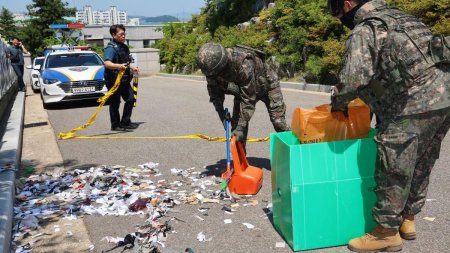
top-left (13, 13), bottom-right (31, 27)
top-left (76, 5), bottom-right (127, 25)
top-left (82, 25), bottom-right (163, 48)
top-left (127, 18), bottom-right (140, 26)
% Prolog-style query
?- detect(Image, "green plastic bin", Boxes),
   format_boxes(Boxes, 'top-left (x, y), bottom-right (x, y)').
top-left (270, 130), bottom-right (378, 251)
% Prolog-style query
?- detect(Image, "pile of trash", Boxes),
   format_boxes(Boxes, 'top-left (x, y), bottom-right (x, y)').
top-left (12, 162), bottom-right (265, 253)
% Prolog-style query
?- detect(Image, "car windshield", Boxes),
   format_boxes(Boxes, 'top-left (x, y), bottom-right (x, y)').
top-left (35, 58), bottom-right (44, 66)
top-left (46, 53), bottom-right (103, 68)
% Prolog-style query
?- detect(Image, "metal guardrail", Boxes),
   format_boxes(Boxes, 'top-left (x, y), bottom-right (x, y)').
top-left (0, 39), bottom-right (18, 119)
top-left (0, 40), bottom-right (17, 96)
top-left (0, 38), bottom-right (22, 253)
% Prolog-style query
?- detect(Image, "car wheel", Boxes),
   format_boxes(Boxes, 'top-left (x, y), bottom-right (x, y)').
top-left (41, 93), bottom-right (50, 109)
top-left (42, 100), bottom-right (49, 109)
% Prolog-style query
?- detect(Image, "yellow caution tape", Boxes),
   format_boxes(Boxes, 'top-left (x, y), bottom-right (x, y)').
top-left (132, 75), bottom-right (138, 107)
top-left (58, 69), bottom-right (125, 140)
top-left (59, 134), bottom-right (269, 142)
top-left (58, 70), bottom-right (269, 142)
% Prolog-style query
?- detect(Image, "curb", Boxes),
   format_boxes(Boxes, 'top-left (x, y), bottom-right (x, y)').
top-left (0, 91), bottom-right (25, 253)
top-left (156, 73), bottom-right (332, 93)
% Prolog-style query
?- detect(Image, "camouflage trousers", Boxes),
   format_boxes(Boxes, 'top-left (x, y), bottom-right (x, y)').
top-left (373, 107), bottom-right (450, 229)
top-left (231, 84), bottom-right (289, 147)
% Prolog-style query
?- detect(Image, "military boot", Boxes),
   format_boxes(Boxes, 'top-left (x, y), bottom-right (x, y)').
top-left (348, 225), bottom-right (402, 253)
top-left (400, 214), bottom-right (416, 240)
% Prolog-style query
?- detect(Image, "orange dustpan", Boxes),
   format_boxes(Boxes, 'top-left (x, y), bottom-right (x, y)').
top-left (227, 136), bottom-right (263, 195)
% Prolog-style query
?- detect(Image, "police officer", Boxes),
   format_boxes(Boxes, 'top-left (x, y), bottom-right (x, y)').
top-left (104, 24), bottom-right (140, 131)
top-left (197, 43), bottom-right (290, 148)
top-left (328, 0), bottom-right (450, 252)
top-left (6, 36), bottom-right (29, 92)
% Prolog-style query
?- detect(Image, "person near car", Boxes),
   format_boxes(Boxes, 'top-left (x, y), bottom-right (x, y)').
top-left (103, 24), bottom-right (140, 131)
top-left (6, 36), bottom-right (28, 92)
top-left (327, 0), bottom-right (450, 252)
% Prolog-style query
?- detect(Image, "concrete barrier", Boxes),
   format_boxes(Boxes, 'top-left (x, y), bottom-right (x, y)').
top-left (0, 40), bottom-right (18, 120)
top-left (0, 39), bottom-right (26, 253)
top-left (130, 48), bottom-right (160, 76)
top-left (0, 93), bottom-right (24, 253)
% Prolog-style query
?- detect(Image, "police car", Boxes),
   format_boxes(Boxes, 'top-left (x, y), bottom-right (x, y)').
top-left (39, 50), bottom-right (107, 106)
top-left (26, 56), bottom-right (45, 92)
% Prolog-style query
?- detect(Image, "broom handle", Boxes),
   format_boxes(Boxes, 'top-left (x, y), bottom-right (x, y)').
top-left (225, 108), bottom-right (231, 170)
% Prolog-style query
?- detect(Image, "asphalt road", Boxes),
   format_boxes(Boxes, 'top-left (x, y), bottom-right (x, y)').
top-left (46, 76), bottom-right (450, 253)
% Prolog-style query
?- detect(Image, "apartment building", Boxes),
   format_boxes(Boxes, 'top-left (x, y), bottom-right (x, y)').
top-left (76, 5), bottom-right (127, 25)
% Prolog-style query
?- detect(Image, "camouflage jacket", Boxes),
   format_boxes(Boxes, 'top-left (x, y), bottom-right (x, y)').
top-left (207, 47), bottom-right (273, 128)
top-left (332, 0), bottom-right (450, 116)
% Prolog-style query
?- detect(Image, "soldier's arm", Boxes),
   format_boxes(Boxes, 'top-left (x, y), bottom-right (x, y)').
top-left (236, 58), bottom-right (257, 128)
top-left (332, 20), bottom-right (386, 109)
top-left (206, 77), bottom-right (226, 122)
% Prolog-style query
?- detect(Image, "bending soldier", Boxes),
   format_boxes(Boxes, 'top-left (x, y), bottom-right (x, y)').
top-left (197, 43), bottom-right (290, 148)
top-left (328, 0), bottom-right (450, 252)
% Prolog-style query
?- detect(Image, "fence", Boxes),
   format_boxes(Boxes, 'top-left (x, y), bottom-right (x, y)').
top-left (0, 39), bottom-right (18, 121)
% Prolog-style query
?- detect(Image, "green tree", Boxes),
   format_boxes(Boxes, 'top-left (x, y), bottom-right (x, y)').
top-left (0, 7), bottom-right (16, 41)
top-left (156, 17), bottom-right (213, 73)
top-left (156, 0), bottom-right (449, 84)
top-left (268, 0), bottom-right (348, 84)
top-left (387, 0), bottom-right (450, 35)
top-left (202, 0), bottom-right (260, 34)
top-left (21, 0), bottom-right (75, 56)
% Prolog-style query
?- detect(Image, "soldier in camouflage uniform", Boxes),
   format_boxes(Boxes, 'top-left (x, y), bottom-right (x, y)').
top-left (197, 43), bottom-right (290, 148)
top-left (328, 0), bottom-right (450, 252)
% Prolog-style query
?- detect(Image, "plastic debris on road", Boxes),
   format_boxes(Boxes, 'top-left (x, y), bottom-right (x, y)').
top-left (275, 241), bottom-right (286, 248)
top-left (11, 162), bottom-right (266, 252)
top-left (242, 223), bottom-right (255, 229)
top-left (196, 231), bottom-right (212, 242)
top-left (424, 217), bottom-right (436, 222)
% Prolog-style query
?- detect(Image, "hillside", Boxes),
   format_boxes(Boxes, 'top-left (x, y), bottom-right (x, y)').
top-left (155, 0), bottom-right (449, 85)
top-left (129, 15), bottom-right (180, 24)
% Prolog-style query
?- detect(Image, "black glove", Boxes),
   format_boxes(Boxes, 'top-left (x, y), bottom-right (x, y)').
top-left (232, 126), bottom-right (245, 142)
top-left (331, 104), bottom-right (349, 117)
top-left (219, 111), bottom-right (231, 130)
top-left (331, 95), bottom-right (349, 117)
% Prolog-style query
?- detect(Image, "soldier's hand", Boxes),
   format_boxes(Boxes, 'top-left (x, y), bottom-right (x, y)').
top-left (331, 104), bottom-right (349, 117)
top-left (330, 95), bottom-right (349, 117)
top-left (222, 112), bottom-right (232, 130)
top-left (232, 127), bottom-right (245, 142)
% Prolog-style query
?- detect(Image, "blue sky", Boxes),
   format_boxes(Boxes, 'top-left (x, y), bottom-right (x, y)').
top-left (1, 0), bottom-right (206, 18)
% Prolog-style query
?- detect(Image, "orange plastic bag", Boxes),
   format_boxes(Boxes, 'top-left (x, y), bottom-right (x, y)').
top-left (292, 98), bottom-right (371, 144)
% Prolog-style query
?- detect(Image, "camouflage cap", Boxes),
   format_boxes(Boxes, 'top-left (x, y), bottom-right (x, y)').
top-left (327, 0), bottom-right (345, 16)
top-left (197, 42), bottom-right (229, 77)
top-left (327, 0), bottom-right (370, 16)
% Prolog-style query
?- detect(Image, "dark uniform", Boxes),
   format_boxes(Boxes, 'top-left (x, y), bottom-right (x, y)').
top-left (198, 43), bottom-right (289, 147)
top-left (331, 0), bottom-right (450, 229)
top-left (104, 40), bottom-right (135, 129)
top-left (6, 45), bottom-right (26, 91)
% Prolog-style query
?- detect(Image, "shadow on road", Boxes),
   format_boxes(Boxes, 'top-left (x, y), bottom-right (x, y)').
top-left (44, 99), bottom-right (100, 110)
top-left (203, 157), bottom-right (271, 177)
top-left (19, 158), bottom-right (99, 177)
